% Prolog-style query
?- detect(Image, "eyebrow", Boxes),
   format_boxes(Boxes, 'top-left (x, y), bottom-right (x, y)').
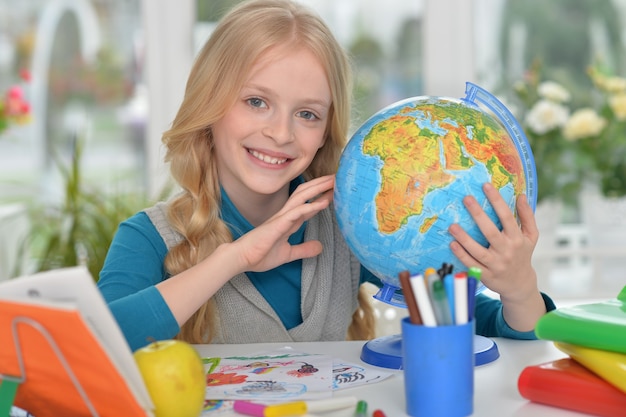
top-left (244, 83), bottom-right (331, 109)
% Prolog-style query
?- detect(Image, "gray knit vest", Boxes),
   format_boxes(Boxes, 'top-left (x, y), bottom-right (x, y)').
top-left (144, 201), bottom-right (361, 343)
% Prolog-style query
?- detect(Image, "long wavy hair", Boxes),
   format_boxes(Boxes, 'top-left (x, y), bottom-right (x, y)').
top-left (162, 0), bottom-right (374, 343)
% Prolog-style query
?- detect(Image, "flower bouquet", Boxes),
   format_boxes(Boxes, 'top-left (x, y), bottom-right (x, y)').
top-left (513, 62), bottom-right (626, 205)
top-left (513, 67), bottom-right (581, 206)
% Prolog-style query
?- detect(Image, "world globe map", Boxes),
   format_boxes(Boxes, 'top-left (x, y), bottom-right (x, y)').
top-left (334, 87), bottom-right (536, 304)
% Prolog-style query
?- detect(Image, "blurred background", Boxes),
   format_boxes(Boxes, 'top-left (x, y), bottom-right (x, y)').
top-left (1, 0), bottom-right (625, 324)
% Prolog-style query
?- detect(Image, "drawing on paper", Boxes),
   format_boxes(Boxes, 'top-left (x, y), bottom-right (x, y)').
top-left (203, 350), bottom-right (333, 401)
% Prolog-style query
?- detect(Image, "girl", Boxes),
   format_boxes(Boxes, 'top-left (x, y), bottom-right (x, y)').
top-left (98, 0), bottom-right (554, 351)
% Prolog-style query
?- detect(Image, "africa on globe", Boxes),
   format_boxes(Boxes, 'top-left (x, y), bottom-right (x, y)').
top-left (334, 84), bottom-right (536, 304)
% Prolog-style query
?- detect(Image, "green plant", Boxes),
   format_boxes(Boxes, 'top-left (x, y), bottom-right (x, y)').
top-left (22, 138), bottom-right (167, 281)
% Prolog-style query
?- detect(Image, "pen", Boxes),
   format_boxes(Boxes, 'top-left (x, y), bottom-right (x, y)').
top-left (354, 400), bottom-right (367, 417)
top-left (454, 272), bottom-right (468, 325)
top-left (399, 270), bottom-right (422, 325)
top-left (437, 262), bottom-right (453, 279)
top-left (409, 273), bottom-right (437, 327)
top-left (437, 262), bottom-right (448, 279)
top-left (233, 397), bottom-right (357, 417)
top-left (430, 279), bottom-right (453, 325)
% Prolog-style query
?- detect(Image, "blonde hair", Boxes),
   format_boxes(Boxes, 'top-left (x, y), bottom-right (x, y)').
top-left (162, 0), bottom-right (374, 342)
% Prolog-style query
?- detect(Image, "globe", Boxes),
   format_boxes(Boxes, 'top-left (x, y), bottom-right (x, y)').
top-left (334, 83), bottom-right (537, 305)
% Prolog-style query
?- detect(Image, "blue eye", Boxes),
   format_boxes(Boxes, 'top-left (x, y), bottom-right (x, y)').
top-left (247, 97), bottom-right (266, 108)
top-left (299, 110), bottom-right (319, 121)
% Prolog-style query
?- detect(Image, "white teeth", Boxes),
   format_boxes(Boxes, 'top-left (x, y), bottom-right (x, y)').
top-left (249, 150), bottom-right (288, 165)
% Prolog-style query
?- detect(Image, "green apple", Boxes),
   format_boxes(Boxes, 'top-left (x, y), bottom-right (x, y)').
top-left (134, 339), bottom-right (205, 417)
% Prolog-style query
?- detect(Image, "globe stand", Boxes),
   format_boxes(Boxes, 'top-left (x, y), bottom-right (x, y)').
top-left (363, 283), bottom-right (500, 369)
top-left (360, 333), bottom-right (500, 370)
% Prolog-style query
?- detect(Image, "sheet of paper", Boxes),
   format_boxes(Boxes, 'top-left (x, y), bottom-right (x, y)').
top-left (200, 349), bottom-right (393, 415)
top-left (204, 349), bottom-right (334, 401)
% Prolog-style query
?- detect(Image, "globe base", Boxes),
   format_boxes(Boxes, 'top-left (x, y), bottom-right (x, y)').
top-left (360, 333), bottom-right (500, 369)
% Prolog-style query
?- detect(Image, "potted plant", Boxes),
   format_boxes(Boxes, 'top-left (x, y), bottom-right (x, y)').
top-left (20, 137), bottom-right (169, 281)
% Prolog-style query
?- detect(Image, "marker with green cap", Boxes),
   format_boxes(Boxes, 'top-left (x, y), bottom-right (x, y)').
top-left (468, 266), bottom-right (482, 281)
top-left (467, 267), bottom-right (482, 321)
top-left (354, 400), bottom-right (367, 417)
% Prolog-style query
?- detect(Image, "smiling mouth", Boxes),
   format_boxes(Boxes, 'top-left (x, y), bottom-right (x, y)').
top-left (249, 149), bottom-right (289, 165)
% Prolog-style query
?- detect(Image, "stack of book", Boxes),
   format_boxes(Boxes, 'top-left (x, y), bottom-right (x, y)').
top-left (518, 286), bottom-right (626, 417)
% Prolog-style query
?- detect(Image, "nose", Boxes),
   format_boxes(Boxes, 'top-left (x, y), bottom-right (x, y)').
top-left (263, 110), bottom-right (294, 144)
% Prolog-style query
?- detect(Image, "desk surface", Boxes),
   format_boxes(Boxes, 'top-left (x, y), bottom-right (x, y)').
top-left (194, 338), bottom-right (585, 417)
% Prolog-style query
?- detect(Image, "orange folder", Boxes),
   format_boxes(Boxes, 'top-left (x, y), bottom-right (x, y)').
top-left (0, 300), bottom-right (152, 417)
top-left (518, 357), bottom-right (626, 417)
top-left (0, 267), bottom-right (153, 417)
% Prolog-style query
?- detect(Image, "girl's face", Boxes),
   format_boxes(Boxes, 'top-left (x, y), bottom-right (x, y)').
top-left (212, 45), bottom-right (331, 202)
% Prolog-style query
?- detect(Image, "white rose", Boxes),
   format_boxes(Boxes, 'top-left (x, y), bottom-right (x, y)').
top-left (525, 99), bottom-right (569, 135)
top-left (538, 81), bottom-right (571, 103)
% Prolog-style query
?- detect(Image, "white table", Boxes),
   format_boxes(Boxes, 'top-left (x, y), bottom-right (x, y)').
top-left (194, 337), bottom-right (587, 417)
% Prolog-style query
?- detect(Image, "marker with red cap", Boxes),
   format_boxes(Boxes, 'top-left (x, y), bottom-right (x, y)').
top-left (453, 271), bottom-right (468, 325)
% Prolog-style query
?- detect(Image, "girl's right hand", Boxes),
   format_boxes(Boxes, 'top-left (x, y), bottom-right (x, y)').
top-left (157, 175), bottom-right (336, 326)
top-left (234, 175), bottom-right (335, 273)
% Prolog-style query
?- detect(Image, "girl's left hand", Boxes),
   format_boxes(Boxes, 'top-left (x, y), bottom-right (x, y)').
top-left (448, 182), bottom-right (539, 303)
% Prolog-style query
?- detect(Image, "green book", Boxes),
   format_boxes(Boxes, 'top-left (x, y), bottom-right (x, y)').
top-left (535, 286), bottom-right (626, 354)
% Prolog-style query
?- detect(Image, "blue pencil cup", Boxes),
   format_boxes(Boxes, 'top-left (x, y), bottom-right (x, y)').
top-left (401, 317), bottom-right (474, 417)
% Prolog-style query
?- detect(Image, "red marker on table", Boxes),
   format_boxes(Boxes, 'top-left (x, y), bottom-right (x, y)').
top-left (372, 410), bottom-right (387, 417)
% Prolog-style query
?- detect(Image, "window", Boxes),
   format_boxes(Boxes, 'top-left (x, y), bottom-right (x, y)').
top-left (0, 0), bottom-right (144, 202)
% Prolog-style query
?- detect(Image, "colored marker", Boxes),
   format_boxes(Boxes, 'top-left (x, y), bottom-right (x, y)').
top-left (233, 397), bottom-right (357, 417)
top-left (424, 267), bottom-right (440, 295)
top-left (467, 267), bottom-right (481, 321)
top-left (354, 400), bottom-right (367, 417)
top-left (372, 410), bottom-right (387, 417)
top-left (409, 273), bottom-right (437, 327)
top-left (233, 401), bottom-right (271, 417)
top-left (399, 270), bottom-right (422, 325)
top-left (468, 266), bottom-right (482, 282)
top-left (443, 273), bottom-right (455, 321)
top-left (467, 277), bottom-right (477, 321)
top-left (431, 279), bottom-right (453, 325)
top-left (454, 272), bottom-right (468, 325)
